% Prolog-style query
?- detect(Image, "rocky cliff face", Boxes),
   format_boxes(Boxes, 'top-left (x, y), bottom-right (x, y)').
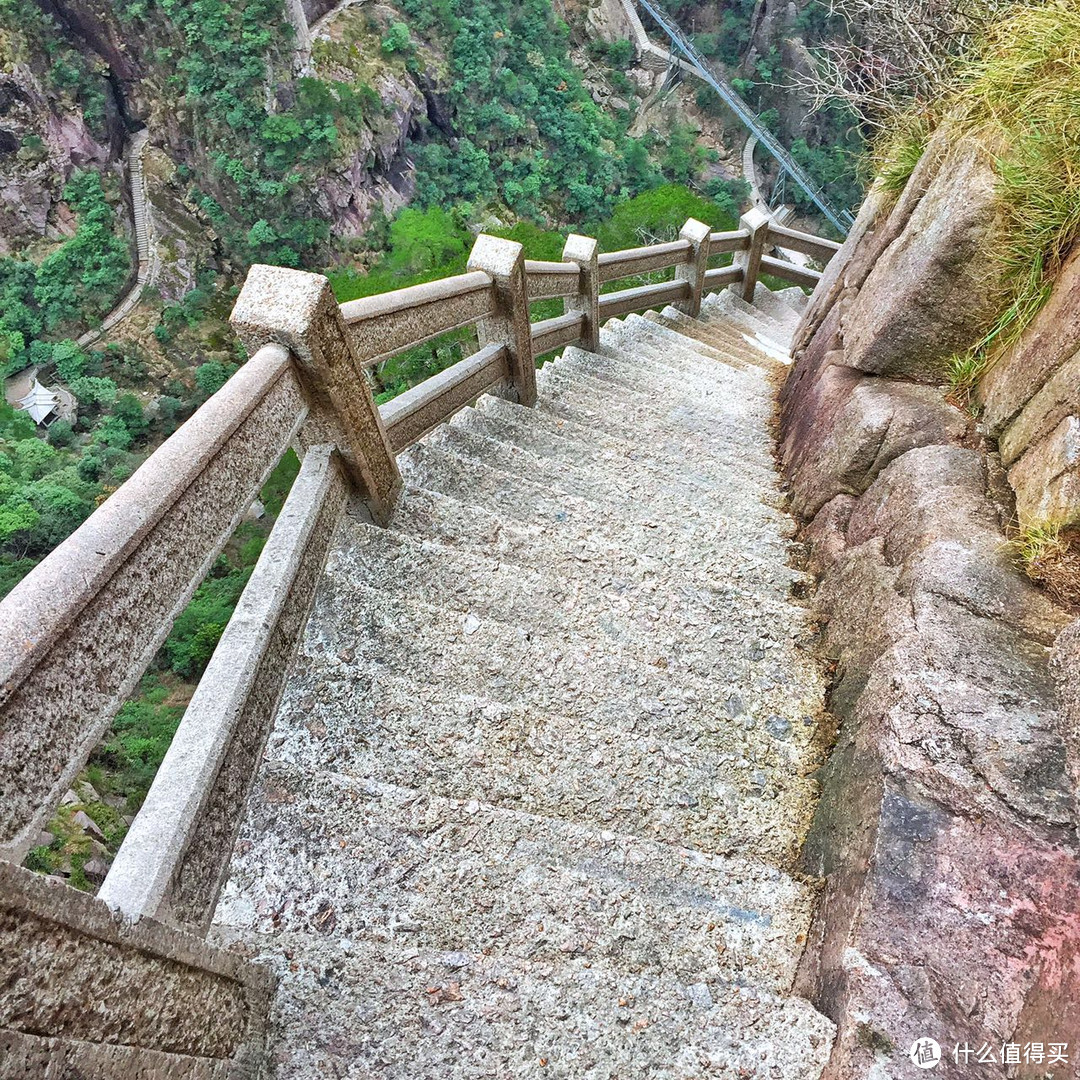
top-left (0, 64), bottom-right (112, 253)
top-left (0, 0), bottom-right (430, 266)
top-left (780, 125), bottom-right (1080, 1079)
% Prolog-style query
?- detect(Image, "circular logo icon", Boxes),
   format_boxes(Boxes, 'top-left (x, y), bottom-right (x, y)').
top-left (910, 1038), bottom-right (942, 1069)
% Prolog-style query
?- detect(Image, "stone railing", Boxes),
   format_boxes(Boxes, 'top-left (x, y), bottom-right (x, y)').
top-left (0, 209), bottom-right (836, 1070)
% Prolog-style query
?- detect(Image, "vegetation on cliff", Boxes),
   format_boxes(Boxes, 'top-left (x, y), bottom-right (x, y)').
top-left (870, 0), bottom-right (1080, 392)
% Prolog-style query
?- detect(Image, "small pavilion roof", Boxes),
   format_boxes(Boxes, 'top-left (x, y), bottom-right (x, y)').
top-left (17, 380), bottom-right (60, 425)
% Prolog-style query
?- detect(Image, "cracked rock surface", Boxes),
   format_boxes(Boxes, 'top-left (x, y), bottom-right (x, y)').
top-left (212, 289), bottom-right (836, 1078)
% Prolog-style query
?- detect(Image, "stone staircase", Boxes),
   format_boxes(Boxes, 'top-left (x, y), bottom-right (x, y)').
top-left (210, 285), bottom-right (835, 1078)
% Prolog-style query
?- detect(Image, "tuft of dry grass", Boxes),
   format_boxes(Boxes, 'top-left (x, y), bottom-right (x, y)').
top-left (876, 0), bottom-right (1080, 371)
top-left (1005, 522), bottom-right (1080, 606)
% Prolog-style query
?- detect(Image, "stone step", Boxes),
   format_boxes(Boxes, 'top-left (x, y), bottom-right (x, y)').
top-left (391, 466), bottom-right (806, 604)
top-left (596, 317), bottom-right (767, 388)
top-left (216, 764), bottom-right (820, 995)
top-left (546, 347), bottom-right (777, 442)
top-left (216, 927), bottom-right (834, 1079)
top-left (660, 305), bottom-right (788, 364)
top-left (553, 339), bottom-right (771, 420)
top-left (325, 515), bottom-right (817, 664)
top-left (751, 284), bottom-right (806, 332)
top-left (425, 420), bottom-right (786, 522)
top-left (534, 360), bottom-right (778, 467)
top-left (213, 303), bottom-right (835, 1078)
top-left (398, 442), bottom-right (797, 565)
top-left (704, 290), bottom-right (792, 351)
top-left (473, 387), bottom-right (777, 482)
top-left (267, 667), bottom-right (821, 863)
top-left (400, 428), bottom-right (788, 553)
top-left (617, 312), bottom-right (764, 375)
top-left (647, 309), bottom-right (785, 374)
top-left (442, 403), bottom-right (790, 520)
top-left (592, 321), bottom-right (771, 392)
top-left (773, 285), bottom-right (810, 315)
top-left (466, 392), bottom-right (781, 496)
top-left (605, 313), bottom-right (777, 383)
top-left (282, 576), bottom-right (826, 853)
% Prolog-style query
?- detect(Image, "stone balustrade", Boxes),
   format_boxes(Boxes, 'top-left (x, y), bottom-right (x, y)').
top-left (0, 213), bottom-right (836, 1072)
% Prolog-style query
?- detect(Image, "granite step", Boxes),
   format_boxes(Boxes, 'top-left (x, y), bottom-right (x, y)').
top-left (216, 763), bottom-right (820, 993)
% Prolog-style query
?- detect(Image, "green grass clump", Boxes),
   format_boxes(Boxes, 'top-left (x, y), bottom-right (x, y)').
top-left (872, 116), bottom-right (932, 196)
top-left (876, 0), bottom-right (1080, 372)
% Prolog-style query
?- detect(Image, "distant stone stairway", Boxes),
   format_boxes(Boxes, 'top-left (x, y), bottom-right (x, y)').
top-left (211, 285), bottom-right (836, 1078)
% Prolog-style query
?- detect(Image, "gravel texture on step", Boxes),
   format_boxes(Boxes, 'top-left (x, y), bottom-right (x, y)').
top-left (211, 928), bottom-right (833, 1080)
top-left (750, 283), bottom-right (806, 335)
top-left (386, 480), bottom-right (810, 599)
top-left (216, 764), bottom-right (818, 992)
top-left (214, 303), bottom-right (834, 1077)
top-left (704, 289), bottom-right (793, 350)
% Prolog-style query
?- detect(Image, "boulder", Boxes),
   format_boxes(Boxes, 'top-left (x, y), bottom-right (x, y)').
top-left (802, 494), bottom-right (855, 578)
top-left (841, 136), bottom-right (1008, 381)
top-left (980, 245), bottom-right (1080, 436)
top-left (796, 440), bottom-right (1080, 1076)
top-left (785, 372), bottom-right (967, 520)
top-left (779, 301), bottom-right (846, 463)
top-left (844, 445), bottom-right (995, 559)
top-left (1007, 415), bottom-right (1080, 527)
top-left (800, 762), bottom-right (1080, 1080)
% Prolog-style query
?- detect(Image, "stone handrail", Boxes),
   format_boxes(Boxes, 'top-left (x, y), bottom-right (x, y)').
top-left (597, 238), bottom-right (695, 283)
top-left (0, 209), bottom-right (838, 1065)
top-left (764, 222), bottom-right (842, 263)
top-left (342, 269), bottom-right (496, 368)
top-left (524, 259), bottom-right (582, 300)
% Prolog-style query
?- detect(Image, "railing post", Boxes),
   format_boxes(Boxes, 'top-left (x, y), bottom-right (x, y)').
top-left (563, 233), bottom-right (600, 351)
top-left (674, 217), bottom-right (712, 317)
top-left (735, 208), bottom-right (770, 303)
top-left (468, 234), bottom-right (536, 406)
top-left (231, 264), bottom-right (402, 524)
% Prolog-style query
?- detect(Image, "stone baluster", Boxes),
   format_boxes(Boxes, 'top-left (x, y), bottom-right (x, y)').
top-left (230, 264), bottom-right (402, 524)
top-left (467, 235), bottom-right (537, 406)
top-left (674, 217), bottom-right (713, 317)
top-left (735, 207), bottom-right (770, 303)
top-left (562, 233), bottom-right (600, 351)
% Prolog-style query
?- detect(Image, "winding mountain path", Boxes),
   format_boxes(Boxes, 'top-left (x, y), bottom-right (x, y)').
top-left (77, 128), bottom-right (155, 349)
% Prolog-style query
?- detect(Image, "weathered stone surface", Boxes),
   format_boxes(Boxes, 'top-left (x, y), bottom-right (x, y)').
top-left (0, 861), bottom-right (269, 1073)
top-left (844, 445), bottom-right (993, 556)
top-left (100, 448), bottom-right (350, 931)
top-left (980, 245), bottom-right (1080, 435)
top-left (841, 136), bottom-right (1007, 380)
top-left (999, 346), bottom-right (1080, 467)
top-left (799, 764), bottom-right (1080, 1080)
top-left (1008, 414), bottom-right (1080, 527)
top-left (1051, 617), bottom-right (1080, 792)
top-left (779, 300), bottom-right (846, 464)
top-left (791, 442), bottom-right (1078, 1077)
top-left (784, 372), bottom-right (967, 519)
top-left (802, 494), bottom-right (856, 578)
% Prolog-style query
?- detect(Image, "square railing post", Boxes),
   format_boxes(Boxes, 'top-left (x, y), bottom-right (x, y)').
top-left (231, 264), bottom-right (402, 524)
top-left (562, 233), bottom-right (600, 351)
top-left (468, 234), bottom-right (536, 406)
top-left (735, 208), bottom-right (770, 303)
top-left (674, 217), bottom-right (712, 317)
